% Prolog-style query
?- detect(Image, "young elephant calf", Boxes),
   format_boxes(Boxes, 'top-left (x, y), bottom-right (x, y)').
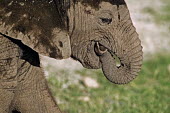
top-left (0, 34), bottom-right (61, 113)
top-left (0, 0), bottom-right (143, 112)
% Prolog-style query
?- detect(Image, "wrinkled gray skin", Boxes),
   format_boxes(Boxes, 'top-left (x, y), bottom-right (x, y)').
top-left (0, 34), bottom-right (61, 113)
top-left (0, 0), bottom-right (143, 113)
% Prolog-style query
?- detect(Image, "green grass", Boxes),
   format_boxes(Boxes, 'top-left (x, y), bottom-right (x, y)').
top-left (143, 0), bottom-right (170, 24)
top-left (47, 53), bottom-right (170, 113)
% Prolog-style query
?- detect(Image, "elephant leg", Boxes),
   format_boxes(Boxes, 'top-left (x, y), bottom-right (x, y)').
top-left (0, 34), bottom-right (20, 113)
top-left (11, 62), bottom-right (61, 113)
top-left (0, 34), bottom-right (61, 113)
top-left (0, 89), bottom-right (14, 113)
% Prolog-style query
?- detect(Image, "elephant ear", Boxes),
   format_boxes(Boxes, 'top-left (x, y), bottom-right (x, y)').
top-left (0, 0), bottom-right (71, 59)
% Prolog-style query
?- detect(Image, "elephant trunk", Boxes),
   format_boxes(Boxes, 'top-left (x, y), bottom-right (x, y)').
top-left (94, 27), bottom-right (143, 84)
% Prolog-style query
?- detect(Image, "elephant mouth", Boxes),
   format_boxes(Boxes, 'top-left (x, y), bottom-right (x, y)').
top-left (94, 42), bottom-right (122, 68)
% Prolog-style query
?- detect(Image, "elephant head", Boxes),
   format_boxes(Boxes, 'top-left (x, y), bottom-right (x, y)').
top-left (68, 0), bottom-right (143, 84)
top-left (0, 0), bottom-right (143, 84)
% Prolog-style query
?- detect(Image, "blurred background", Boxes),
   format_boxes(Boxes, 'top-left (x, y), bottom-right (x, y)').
top-left (41, 0), bottom-right (170, 113)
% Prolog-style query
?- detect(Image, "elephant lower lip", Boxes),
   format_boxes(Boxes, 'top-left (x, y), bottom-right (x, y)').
top-left (94, 42), bottom-right (107, 56)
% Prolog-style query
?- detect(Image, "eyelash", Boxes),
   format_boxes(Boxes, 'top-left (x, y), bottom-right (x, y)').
top-left (100, 18), bottom-right (112, 24)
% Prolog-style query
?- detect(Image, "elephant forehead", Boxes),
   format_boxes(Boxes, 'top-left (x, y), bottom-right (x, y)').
top-left (98, 2), bottom-right (117, 10)
top-left (75, 0), bottom-right (126, 9)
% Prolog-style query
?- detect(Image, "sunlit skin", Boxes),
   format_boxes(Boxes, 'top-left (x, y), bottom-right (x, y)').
top-left (0, 0), bottom-right (142, 112)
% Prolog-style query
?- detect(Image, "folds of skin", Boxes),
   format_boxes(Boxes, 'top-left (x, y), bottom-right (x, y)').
top-left (69, 0), bottom-right (143, 84)
top-left (1, 0), bottom-right (143, 85)
top-left (0, 0), bottom-right (143, 113)
top-left (0, 35), bottom-right (61, 113)
top-left (0, 0), bottom-right (71, 59)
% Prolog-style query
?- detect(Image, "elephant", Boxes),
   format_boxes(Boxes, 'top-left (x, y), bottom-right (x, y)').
top-left (0, 34), bottom-right (61, 113)
top-left (0, 0), bottom-right (143, 113)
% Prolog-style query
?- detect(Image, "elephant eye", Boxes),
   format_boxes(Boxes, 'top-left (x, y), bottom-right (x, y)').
top-left (100, 18), bottom-right (112, 25)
